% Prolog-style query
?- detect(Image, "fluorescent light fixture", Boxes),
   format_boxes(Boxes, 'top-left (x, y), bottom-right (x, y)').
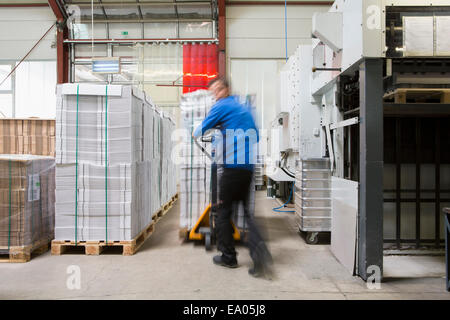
top-left (92, 57), bottom-right (121, 74)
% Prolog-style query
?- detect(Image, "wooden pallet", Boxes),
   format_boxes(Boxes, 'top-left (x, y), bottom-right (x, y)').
top-left (0, 239), bottom-right (50, 263)
top-left (179, 227), bottom-right (189, 241)
top-left (51, 221), bottom-right (155, 256)
top-left (152, 194), bottom-right (177, 222)
top-left (384, 88), bottom-right (450, 104)
top-left (51, 193), bottom-right (179, 256)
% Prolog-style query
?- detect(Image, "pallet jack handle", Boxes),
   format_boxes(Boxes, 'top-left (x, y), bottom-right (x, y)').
top-left (193, 135), bottom-right (213, 160)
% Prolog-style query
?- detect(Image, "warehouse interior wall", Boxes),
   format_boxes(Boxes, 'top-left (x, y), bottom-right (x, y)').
top-left (226, 4), bottom-right (331, 157)
top-left (230, 58), bottom-right (285, 157)
top-left (0, 7), bottom-right (56, 61)
top-left (0, 4), bottom-right (334, 123)
top-left (15, 61), bottom-right (56, 118)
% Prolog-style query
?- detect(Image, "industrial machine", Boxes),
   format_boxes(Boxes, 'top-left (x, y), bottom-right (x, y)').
top-left (278, 0), bottom-right (450, 280)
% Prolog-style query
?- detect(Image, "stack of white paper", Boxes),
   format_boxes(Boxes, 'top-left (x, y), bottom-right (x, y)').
top-left (179, 90), bottom-right (214, 230)
top-left (55, 84), bottom-right (177, 241)
top-left (178, 90), bottom-right (255, 231)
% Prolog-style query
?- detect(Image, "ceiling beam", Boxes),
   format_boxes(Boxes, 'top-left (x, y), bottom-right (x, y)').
top-left (78, 18), bottom-right (212, 23)
top-left (0, 3), bottom-right (49, 7)
top-left (48, 0), bottom-right (69, 84)
top-left (225, 1), bottom-right (333, 5)
top-left (73, 1), bottom-right (211, 7)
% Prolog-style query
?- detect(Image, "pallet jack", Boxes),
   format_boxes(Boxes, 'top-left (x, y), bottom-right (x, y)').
top-left (187, 134), bottom-right (242, 251)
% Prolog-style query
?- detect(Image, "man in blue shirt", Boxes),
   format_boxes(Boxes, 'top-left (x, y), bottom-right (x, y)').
top-left (193, 78), bottom-right (272, 278)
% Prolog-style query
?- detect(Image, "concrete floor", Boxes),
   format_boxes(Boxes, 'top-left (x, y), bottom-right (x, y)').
top-left (1, 191), bottom-right (449, 300)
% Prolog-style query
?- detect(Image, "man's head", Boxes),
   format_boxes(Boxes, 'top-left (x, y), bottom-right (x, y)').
top-left (209, 77), bottom-right (230, 101)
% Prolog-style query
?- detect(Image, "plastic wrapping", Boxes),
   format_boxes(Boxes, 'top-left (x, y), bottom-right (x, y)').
top-left (55, 84), bottom-right (177, 241)
top-left (0, 154), bottom-right (55, 252)
top-left (179, 90), bottom-right (214, 230)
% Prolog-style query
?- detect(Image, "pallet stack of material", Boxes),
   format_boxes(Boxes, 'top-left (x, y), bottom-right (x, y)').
top-left (54, 84), bottom-right (175, 243)
top-left (0, 119), bottom-right (55, 157)
top-left (160, 112), bottom-right (177, 208)
top-left (0, 154), bottom-right (55, 262)
top-left (178, 90), bottom-right (254, 232)
top-left (179, 90), bottom-right (214, 231)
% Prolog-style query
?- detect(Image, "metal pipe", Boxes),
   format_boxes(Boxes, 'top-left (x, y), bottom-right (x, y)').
top-left (344, 108), bottom-right (360, 115)
top-left (74, 1), bottom-right (212, 7)
top-left (65, 38), bottom-right (218, 44)
top-left (226, 1), bottom-right (333, 5)
top-left (79, 18), bottom-right (212, 23)
top-left (312, 67), bottom-right (341, 72)
top-left (0, 3), bottom-right (48, 7)
top-left (385, 26), bottom-right (403, 31)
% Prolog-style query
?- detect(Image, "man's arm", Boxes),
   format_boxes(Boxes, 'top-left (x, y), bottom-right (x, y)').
top-left (192, 103), bottom-right (224, 138)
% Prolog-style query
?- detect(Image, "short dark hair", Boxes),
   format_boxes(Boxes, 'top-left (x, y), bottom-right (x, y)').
top-left (208, 77), bottom-right (229, 89)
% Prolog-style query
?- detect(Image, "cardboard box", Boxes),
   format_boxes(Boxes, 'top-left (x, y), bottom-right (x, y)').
top-left (0, 119), bottom-right (55, 157)
top-left (0, 154), bottom-right (55, 248)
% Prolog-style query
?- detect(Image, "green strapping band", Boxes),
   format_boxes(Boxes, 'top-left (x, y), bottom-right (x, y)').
top-left (75, 84), bottom-right (79, 245)
top-left (158, 117), bottom-right (161, 205)
top-left (30, 161), bottom-right (34, 244)
top-left (8, 160), bottom-right (12, 250)
top-left (105, 85), bottom-right (108, 244)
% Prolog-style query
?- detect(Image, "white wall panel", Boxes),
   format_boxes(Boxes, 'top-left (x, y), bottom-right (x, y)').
top-left (227, 18), bottom-right (312, 39)
top-left (0, 7), bottom-right (54, 21)
top-left (72, 23), bottom-right (108, 39)
top-left (0, 8), bottom-right (56, 60)
top-left (74, 44), bottom-right (108, 57)
top-left (0, 21), bottom-right (55, 40)
top-left (227, 38), bottom-right (312, 58)
top-left (226, 5), bottom-right (330, 59)
top-left (226, 4), bottom-right (331, 158)
top-left (109, 23), bottom-right (143, 39)
top-left (15, 61), bottom-right (56, 118)
top-left (179, 22), bottom-right (213, 38)
top-left (331, 177), bottom-right (358, 275)
top-left (144, 23), bottom-right (177, 38)
top-left (0, 40), bottom-right (55, 60)
top-left (227, 5), bottom-right (329, 20)
top-left (230, 58), bottom-right (286, 160)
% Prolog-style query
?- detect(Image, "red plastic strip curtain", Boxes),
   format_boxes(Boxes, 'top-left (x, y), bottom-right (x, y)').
top-left (183, 43), bottom-right (218, 93)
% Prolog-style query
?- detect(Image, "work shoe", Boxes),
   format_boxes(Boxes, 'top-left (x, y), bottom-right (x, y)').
top-left (248, 266), bottom-right (264, 278)
top-left (213, 255), bottom-right (238, 268)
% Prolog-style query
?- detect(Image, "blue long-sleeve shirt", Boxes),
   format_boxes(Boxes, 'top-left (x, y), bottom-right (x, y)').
top-left (193, 96), bottom-right (259, 172)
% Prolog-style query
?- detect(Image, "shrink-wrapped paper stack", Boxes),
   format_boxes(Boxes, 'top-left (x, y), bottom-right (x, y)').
top-left (0, 154), bottom-right (55, 250)
top-left (55, 84), bottom-right (176, 242)
top-left (179, 90), bottom-right (214, 230)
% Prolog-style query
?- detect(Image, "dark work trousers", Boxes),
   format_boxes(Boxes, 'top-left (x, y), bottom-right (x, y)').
top-left (217, 167), bottom-right (272, 267)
